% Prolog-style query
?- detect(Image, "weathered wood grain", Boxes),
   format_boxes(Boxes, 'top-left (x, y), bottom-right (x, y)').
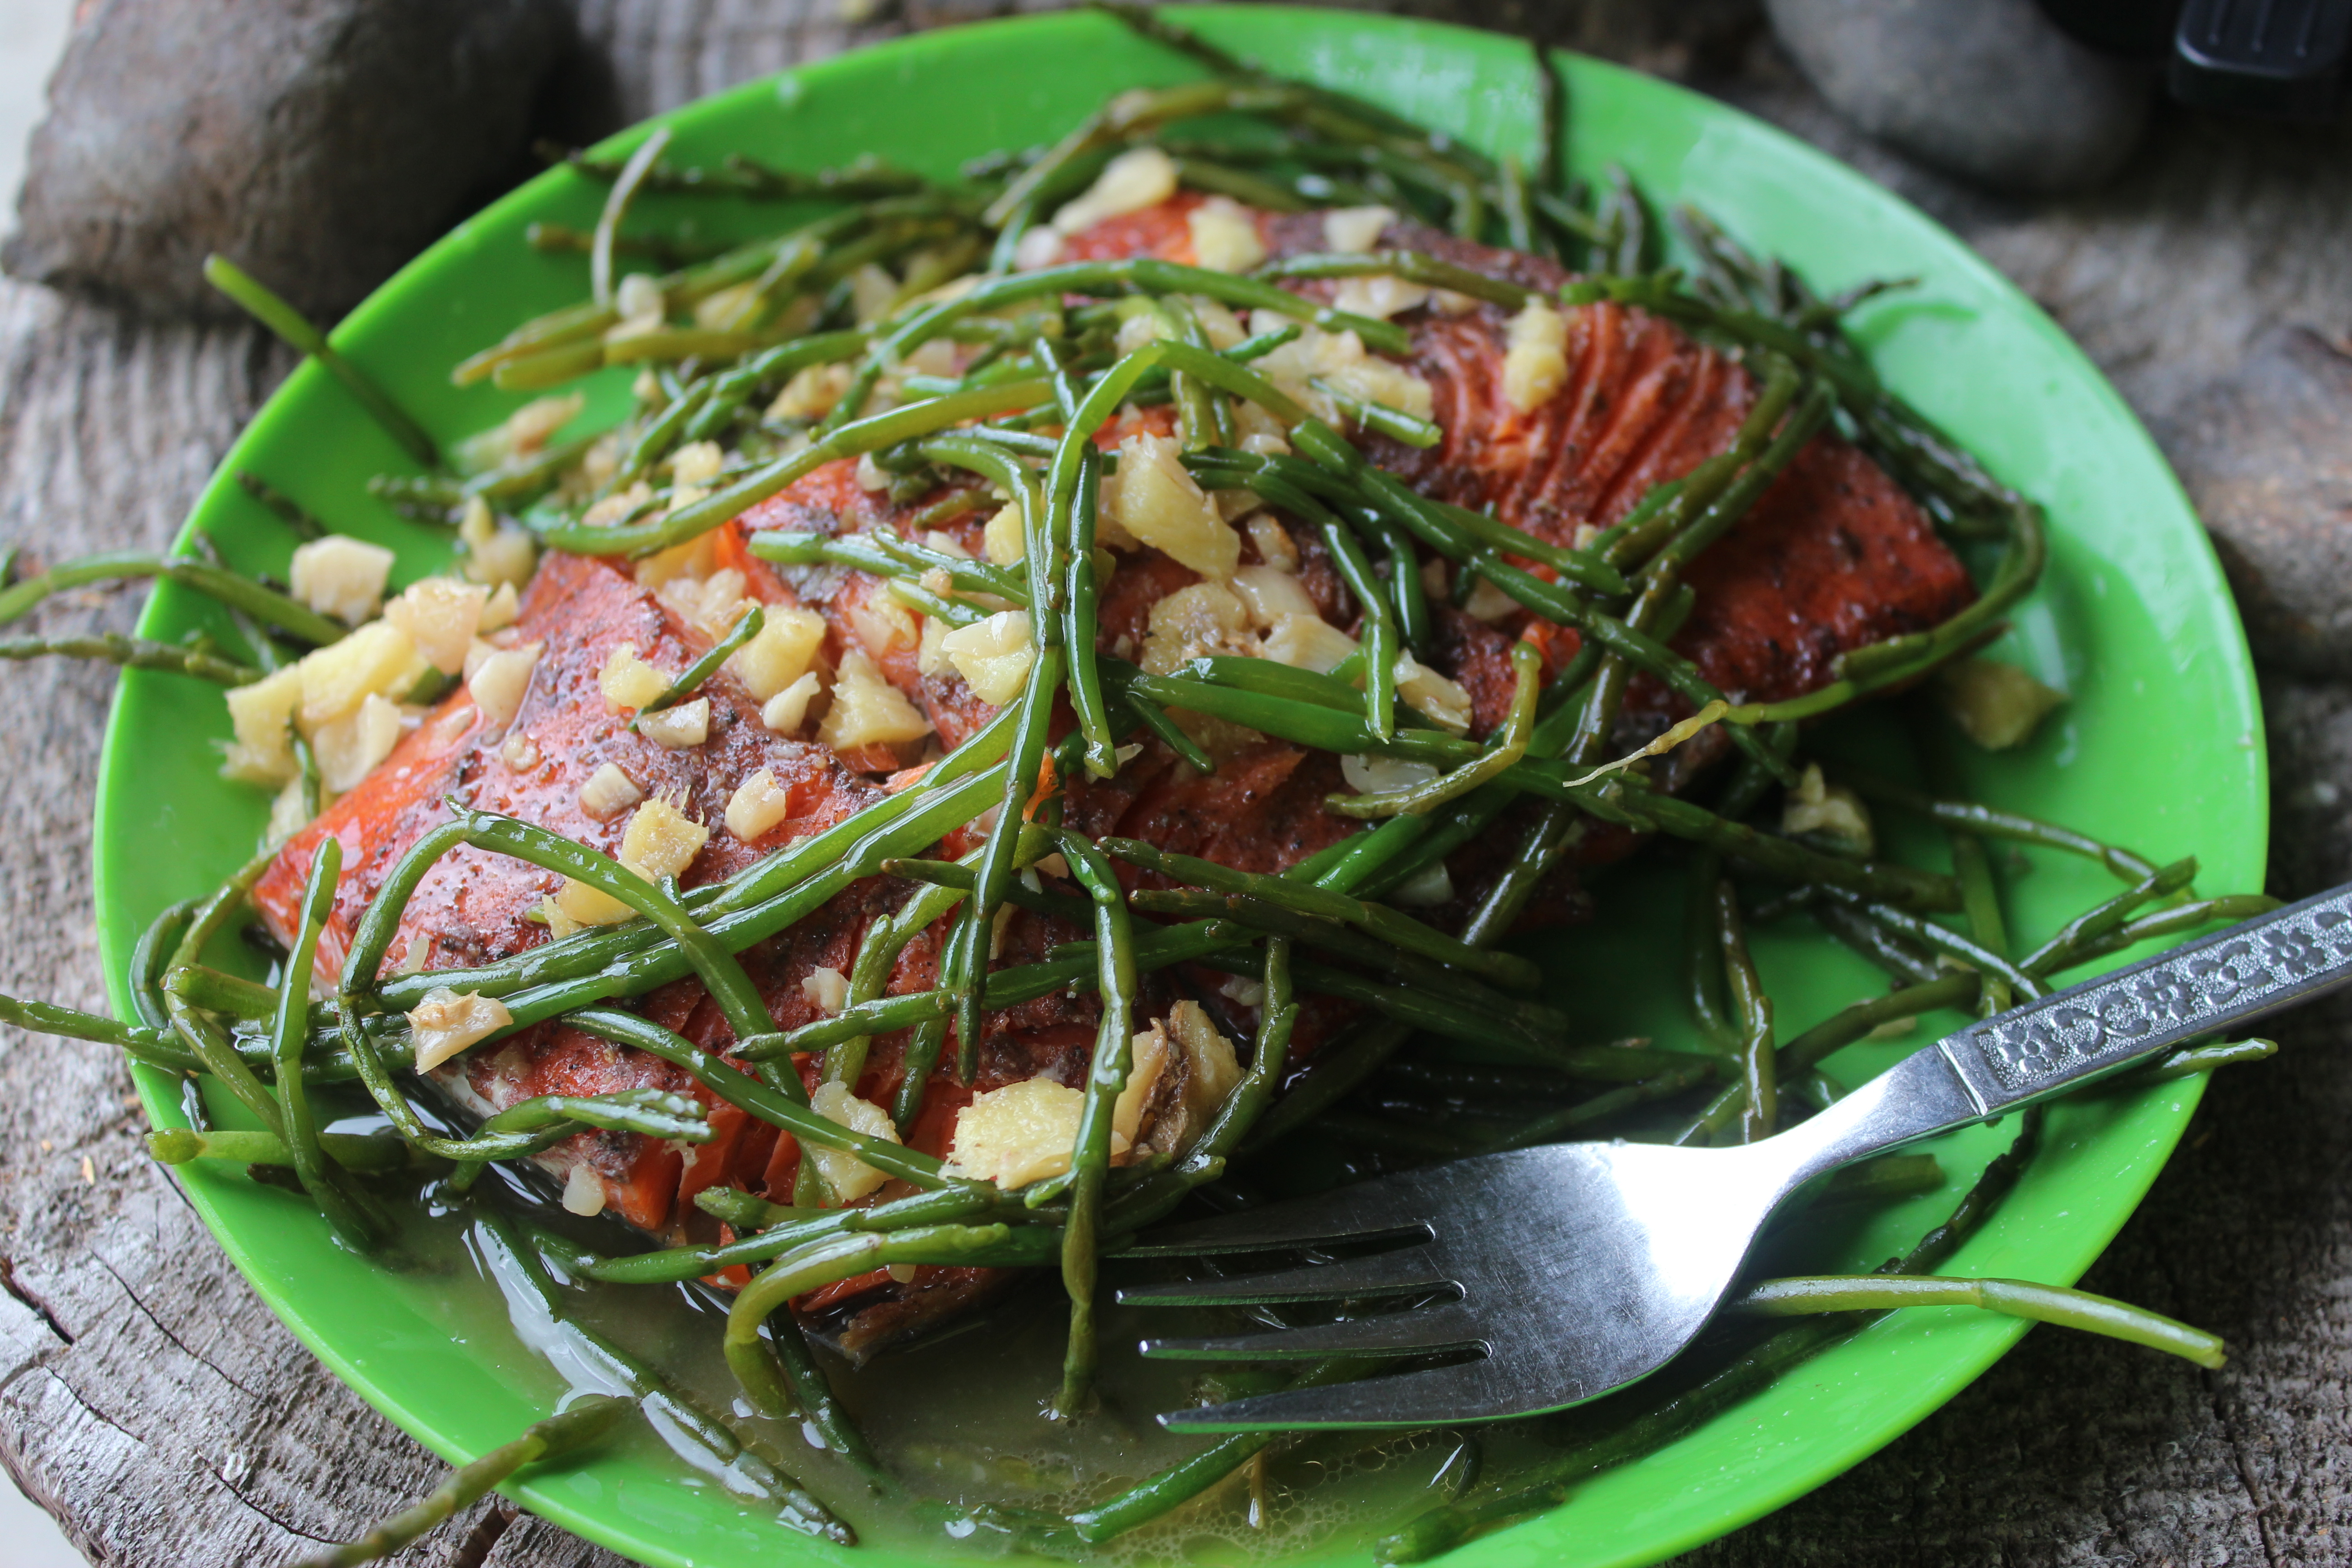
top-left (0, 4), bottom-right (2346, 1564)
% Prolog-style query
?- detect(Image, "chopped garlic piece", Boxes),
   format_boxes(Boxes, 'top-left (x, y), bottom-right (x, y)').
top-left (1502, 300), bottom-right (1569, 414)
top-left (1391, 858), bottom-right (1455, 908)
top-left (459, 500), bottom-right (537, 590)
top-left (633, 533), bottom-right (718, 590)
top-left (1115, 1024), bottom-right (1169, 1144)
top-left (725, 767), bottom-right (794, 841)
top-left (639, 696), bottom-right (710, 748)
top-left (468, 640), bottom-right (543, 729)
top-left (767, 363), bottom-right (855, 421)
top-left (1343, 753), bottom-right (1441, 795)
top-left (693, 279), bottom-right (759, 331)
top-left (561, 1163), bottom-right (607, 1217)
top-left (295, 620), bottom-right (422, 730)
top-left (221, 663), bottom-right (308, 784)
top-left (903, 336), bottom-right (960, 380)
top-left (982, 501), bottom-right (1026, 566)
top-left (544, 872), bottom-right (626, 930)
top-left (1228, 565), bottom-right (1318, 628)
top-left (945, 1078), bottom-right (1128, 1189)
top-left (1462, 574), bottom-right (1519, 622)
top-left (612, 272), bottom-right (664, 333)
top-left (582, 480), bottom-right (655, 530)
top-left (1245, 514), bottom-right (1300, 573)
top-left (917, 614), bottom-right (950, 677)
top-left (408, 986), bottom-right (512, 1073)
top-left (1166, 999), bottom-right (1243, 1121)
top-left (478, 581), bottom-right (522, 632)
top-left (384, 578), bottom-right (490, 676)
top-left (620, 795), bottom-right (708, 883)
top-left (599, 644), bottom-right (673, 712)
top-left (311, 692), bottom-right (402, 793)
top-left (1051, 145), bottom-right (1177, 235)
top-left (1012, 226), bottom-right (1066, 269)
top-left (848, 591), bottom-right (918, 659)
top-left (1190, 297), bottom-right (1247, 349)
top-left (803, 966), bottom-right (849, 1015)
top-left (806, 1081), bottom-right (902, 1203)
top-left (578, 762), bottom-right (643, 821)
top-left (500, 730), bottom-right (539, 771)
top-left (670, 440), bottom-right (725, 488)
top-left (662, 565), bottom-right (749, 643)
top-left (729, 604), bottom-right (827, 701)
top-left (1115, 307), bottom-right (1171, 357)
top-left (1141, 582), bottom-right (1253, 675)
top-left (578, 432), bottom-right (622, 492)
top-left (1322, 206), bottom-right (1396, 253)
top-left (939, 610), bottom-right (1036, 706)
top-left (761, 671), bottom-right (823, 735)
top-left (1255, 323), bottom-right (1434, 425)
top-left (1107, 432), bottom-right (1240, 579)
top-left (557, 794), bottom-right (706, 926)
top-left (1782, 762), bottom-right (1876, 855)
top-left (288, 536), bottom-right (396, 626)
top-left (1332, 274), bottom-right (1431, 321)
top-left (818, 650), bottom-right (931, 749)
top-left (1210, 478), bottom-right (1258, 524)
top-left (1396, 655), bottom-right (1474, 735)
top-left (1939, 657), bottom-right (2066, 750)
top-left (504, 391), bottom-right (584, 456)
top-left (264, 776), bottom-right (312, 847)
top-left (848, 263), bottom-right (899, 326)
top-left (1261, 612), bottom-right (1358, 674)
top-left (1233, 400), bottom-right (1290, 451)
top-left (1186, 196), bottom-right (1265, 273)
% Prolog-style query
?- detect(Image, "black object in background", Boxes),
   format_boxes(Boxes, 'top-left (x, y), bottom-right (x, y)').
top-left (2171, 0), bottom-right (2352, 118)
top-left (2039, 0), bottom-right (2351, 118)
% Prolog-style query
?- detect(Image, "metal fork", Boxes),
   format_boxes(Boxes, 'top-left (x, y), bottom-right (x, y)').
top-left (1117, 882), bottom-right (2352, 1431)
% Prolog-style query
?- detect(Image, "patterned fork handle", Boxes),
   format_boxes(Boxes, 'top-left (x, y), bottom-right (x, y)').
top-left (1936, 881), bottom-right (2352, 1117)
top-left (1779, 882), bottom-right (2352, 1190)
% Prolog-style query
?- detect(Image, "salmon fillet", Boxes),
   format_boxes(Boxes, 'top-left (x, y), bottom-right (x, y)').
top-left (255, 197), bottom-right (1974, 1351)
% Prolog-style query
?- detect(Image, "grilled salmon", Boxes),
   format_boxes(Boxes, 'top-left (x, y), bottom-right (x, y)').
top-left (255, 199), bottom-right (1973, 1353)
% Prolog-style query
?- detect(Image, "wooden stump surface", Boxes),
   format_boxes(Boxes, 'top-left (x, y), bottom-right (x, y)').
top-left (0, 3), bottom-right (2347, 1563)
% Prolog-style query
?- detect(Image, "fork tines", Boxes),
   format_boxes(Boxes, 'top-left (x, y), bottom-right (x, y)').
top-left (1157, 1358), bottom-right (1514, 1431)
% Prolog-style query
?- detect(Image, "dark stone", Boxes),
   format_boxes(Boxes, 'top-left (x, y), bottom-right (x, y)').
top-left (1, 0), bottom-right (588, 321)
top-left (2161, 327), bottom-right (2352, 678)
top-left (1762, 0), bottom-right (2153, 193)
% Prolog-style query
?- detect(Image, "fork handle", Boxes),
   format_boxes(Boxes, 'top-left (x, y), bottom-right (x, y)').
top-left (1937, 880), bottom-right (2352, 1114)
top-left (1778, 881), bottom-right (2352, 1187)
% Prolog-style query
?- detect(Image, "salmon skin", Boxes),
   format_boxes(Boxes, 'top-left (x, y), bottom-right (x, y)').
top-left (255, 198), bottom-right (1973, 1356)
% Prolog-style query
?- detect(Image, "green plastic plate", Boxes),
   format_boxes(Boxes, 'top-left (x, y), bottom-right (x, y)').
top-left (91, 8), bottom-right (2263, 1566)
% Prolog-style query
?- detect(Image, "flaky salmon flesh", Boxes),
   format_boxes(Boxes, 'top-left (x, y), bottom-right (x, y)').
top-left (255, 194), bottom-right (1973, 1354)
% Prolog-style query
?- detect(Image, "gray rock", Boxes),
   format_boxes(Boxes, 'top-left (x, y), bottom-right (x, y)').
top-left (2160, 326), bottom-right (2352, 678)
top-left (2, 0), bottom-right (582, 321)
top-left (1763, 0), bottom-right (2152, 193)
